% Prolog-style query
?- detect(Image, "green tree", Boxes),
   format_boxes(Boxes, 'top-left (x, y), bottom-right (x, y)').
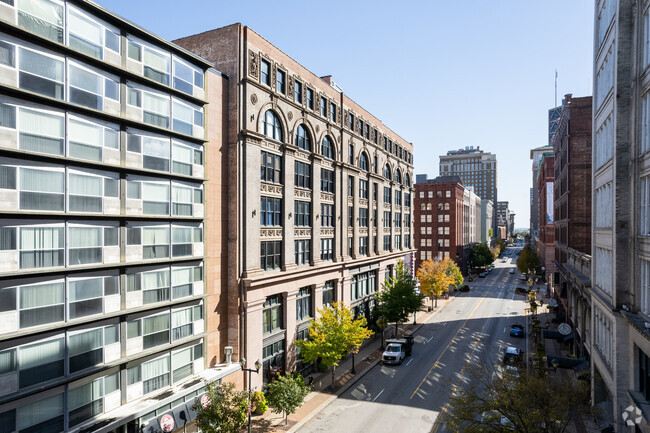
top-left (376, 260), bottom-right (422, 337)
top-left (446, 367), bottom-right (593, 433)
top-left (469, 243), bottom-right (493, 269)
top-left (295, 302), bottom-right (372, 388)
top-left (517, 244), bottom-right (541, 275)
top-left (494, 238), bottom-right (506, 255)
top-left (192, 381), bottom-right (248, 433)
top-left (417, 258), bottom-right (457, 308)
top-left (267, 372), bottom-right (310, 425)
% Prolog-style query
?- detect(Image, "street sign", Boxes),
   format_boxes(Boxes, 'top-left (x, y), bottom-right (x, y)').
top-left (200, 393), bottom-right (210, 408)
top-left (159, 414), bottom-right (175, 432)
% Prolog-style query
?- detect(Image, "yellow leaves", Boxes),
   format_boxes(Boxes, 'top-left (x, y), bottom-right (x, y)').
top-left (417, 258), bottom-right (461, 298)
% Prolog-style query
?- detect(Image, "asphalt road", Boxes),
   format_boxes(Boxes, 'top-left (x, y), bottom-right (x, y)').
top-left (299, 246), bottom-right (527, 433)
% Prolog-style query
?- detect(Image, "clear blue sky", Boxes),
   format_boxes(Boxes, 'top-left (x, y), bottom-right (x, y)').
top-left (101, 0), bottom-right (594, 228)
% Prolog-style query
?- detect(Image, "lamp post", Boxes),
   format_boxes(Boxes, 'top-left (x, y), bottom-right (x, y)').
top-left (239, 357), bottom-right (261, 433)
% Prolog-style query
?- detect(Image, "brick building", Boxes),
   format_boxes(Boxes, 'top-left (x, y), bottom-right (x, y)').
top-left (537, 152), bottom-right (555, 283)
top-left (175, 24), bottom-right (414, 391)
top-left (552, 94), bottom-right (593, 360)
top-left (414, 176), bottom-right (466, 272)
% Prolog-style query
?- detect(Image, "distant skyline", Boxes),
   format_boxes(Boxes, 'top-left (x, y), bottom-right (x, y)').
top-left (101, 0), bottom-right (595, 227)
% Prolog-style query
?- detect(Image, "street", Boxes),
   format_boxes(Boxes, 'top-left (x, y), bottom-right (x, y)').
top-left (299, 247), bottom-right (527, 433)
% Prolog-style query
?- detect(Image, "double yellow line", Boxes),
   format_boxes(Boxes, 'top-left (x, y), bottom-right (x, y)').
top-left (410, 293), bottom-right (488, 400)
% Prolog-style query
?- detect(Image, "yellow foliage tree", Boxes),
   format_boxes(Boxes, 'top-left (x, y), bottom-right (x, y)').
top-left (417, 258), bottom-right (461, 308)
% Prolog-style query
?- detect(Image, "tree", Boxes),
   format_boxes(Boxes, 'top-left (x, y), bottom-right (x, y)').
top-left (375, 260), bottom-right (422, 337)
top-left (417, 258), bottom-right (458, 308)
top-left (469, 243), bottom-right (493, 269)
top-left (295, 302), bottom-right (372, 388)
top-left (445, 259), bottom-right (464, 287)
top-left (494, 238), bottom-right (506, 255)
top-left (446, 367), bottom-right (593, 433)
top-left (192, 381), bottom-right (248, 433)
top-left (267, 372), bottom-right (310, 425)
top-left (517, 244), bottom-right (541, 275)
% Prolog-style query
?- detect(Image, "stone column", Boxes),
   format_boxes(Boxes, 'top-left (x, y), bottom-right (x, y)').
top-left (283, 148), bottom-right (296, 271)
top-left (351, 173), bottom-right (359, 259)
top-left (312, 157), bottom-right (322, 265)
top-left (284, 290), bottom-right (298, 373)
top-left (340, 275), bottom-right (353, 305)
top-left (244, 298), bottom-right (265, 390)
top-left (334, 163), bottom-right (344, 262)
top-left (314, 281), bottom-right (325, 313)
top-left (244, 142), bottom-right (262, 274)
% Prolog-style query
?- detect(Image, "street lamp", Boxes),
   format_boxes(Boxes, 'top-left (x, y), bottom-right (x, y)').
top-left (239, 357), bottom-right (262, 433)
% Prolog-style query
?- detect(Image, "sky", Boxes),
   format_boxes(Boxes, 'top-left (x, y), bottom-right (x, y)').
top-left (101, 0), bottom-right (595, 228)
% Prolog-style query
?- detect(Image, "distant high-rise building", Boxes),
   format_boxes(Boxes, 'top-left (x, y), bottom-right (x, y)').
top-left (496, 201), bottom-right (510, 239)
top-left (439, 146), bottom-right (497, 231)
top-left (548, 105), bottom-right (562, 144)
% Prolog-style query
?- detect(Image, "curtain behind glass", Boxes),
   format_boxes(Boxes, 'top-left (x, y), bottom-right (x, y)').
top-left (19, 48), bottom-right (63, 81)
top-left (16, 393), bottom-right (63, 431)
top-left (69, 226), bottom-right (101, 248)
top-left (20, 282), bottom-right (63, 309)
top-left (143, 92), bottom-right (169, 116)
top-left (19, 108), bottom-right (64, 136)
top-left (142, 356), bottom-right (169, 381)
top-left (19, 338), bottom-right (63, 369)
top-left (69, 328), bottom-right (102, 357)
top-left (143, 314), bottom-right (169, 335)
top-left (69, 173), bottom-right (102, 196)
top-left (143, 227), bottom-right (169, 245)
top-left (69, 378), bottom-right (103, 410)
top-left (142, 269), bottom-right (169, 290)
top-left (172, 308), bottom-right (192, 328)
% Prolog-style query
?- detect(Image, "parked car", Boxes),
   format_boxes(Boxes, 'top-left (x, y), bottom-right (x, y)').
top-left (479, 272), bottom-right (488, 278)
top-left (382, 343), bottom-right (405, 365)
top-left (509, 268), bottom-right (515, 274)
top-left (509, 324), bottom-right (524, 337)
top-left (503, 346), bottom-right (523, 365)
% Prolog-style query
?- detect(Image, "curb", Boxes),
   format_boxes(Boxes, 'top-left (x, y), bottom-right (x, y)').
top-left (286, 295), bottom-right (457, 432)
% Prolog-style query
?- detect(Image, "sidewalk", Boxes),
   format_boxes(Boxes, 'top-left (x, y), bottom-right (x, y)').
top-left (533, 302), bottom-right (601, 433)
top-left (251, 293), bottom-right (458, 433)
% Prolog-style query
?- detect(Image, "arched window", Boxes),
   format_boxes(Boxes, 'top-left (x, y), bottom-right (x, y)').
top-left (420, 203), bottom-right (426, 211)
top-left (359, 152), bottom-right (369, 171)
top-left (383, 164), bottom-right (391, 180)
top-left (426, 203), bottom-right (432, 210)
top-left (405, 174), bottom-right (411, 187)
top-left (263, 110), bottom-right (283, 142)
top-left (295, 124), bottom-right (312, 151)
top-left (321, 136), bottom-right (334, 159)
top-left (395, 169), bottom-right (402, 184)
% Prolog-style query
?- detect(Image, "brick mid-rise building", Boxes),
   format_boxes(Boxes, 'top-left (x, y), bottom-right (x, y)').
top-left (537, 152), bottom-right (555, 285)
top-left (414, 176), bottom-right (465, 272)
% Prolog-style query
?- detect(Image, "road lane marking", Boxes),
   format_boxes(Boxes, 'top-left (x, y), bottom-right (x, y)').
top-left (409, 293), bottom-right (488, 400)
top-left (426, 336), bottom-right (434, 344)
top-left (406, 358), bottom-right (413, 367)
top-left (372, 388), bottom-right (384, 402)
top-left (431, 312), bottom-right (494, 433)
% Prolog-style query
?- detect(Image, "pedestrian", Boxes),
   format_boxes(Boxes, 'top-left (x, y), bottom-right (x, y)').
top-left (308, 374), bottom-right (314, 389)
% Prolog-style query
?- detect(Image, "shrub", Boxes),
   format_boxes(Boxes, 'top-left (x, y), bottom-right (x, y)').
top-left (251, 390), bottom-right (268, 414)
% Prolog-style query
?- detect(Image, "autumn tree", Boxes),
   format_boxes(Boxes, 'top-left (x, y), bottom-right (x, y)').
top-left (295, 302), bottom-right (372, 388)
top-left (494, 238), bottom-right (506, 255)
top-left (417, 258), bottom-right (460, 308)
top-left (267, 372), bottom-right (310, 425)
top-left (469, 243), bottom-right (492, 269)
top-left (517, 244), bottom-right (542, 275)
top-left (446, 366), bottom-right (593, 433)
top-left (375, 260), bottom-right (422, 337)
top-left (192, 381), bottom-right (248, 433)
